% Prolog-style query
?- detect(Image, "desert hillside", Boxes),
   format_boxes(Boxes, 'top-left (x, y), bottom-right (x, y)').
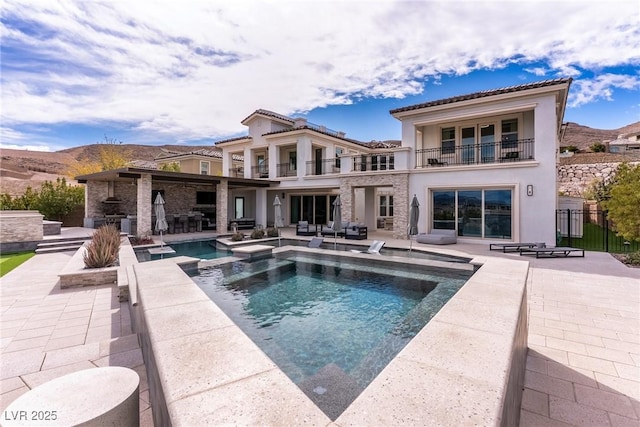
top-left (1, 121), bottom-right (638, 196)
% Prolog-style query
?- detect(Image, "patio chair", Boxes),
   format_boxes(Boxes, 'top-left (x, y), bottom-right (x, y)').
top-left (296, 221), bottom-right (316, 236)
top-left (350, 240), bottom-right (385, 254)
top-left (308, 237), bottom-right (324, 248)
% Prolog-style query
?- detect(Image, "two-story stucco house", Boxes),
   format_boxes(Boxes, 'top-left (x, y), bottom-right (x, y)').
top-left (78, 78), bottom-right (571, 246)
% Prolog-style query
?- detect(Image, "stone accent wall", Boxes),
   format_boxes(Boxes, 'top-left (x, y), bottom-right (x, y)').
top-left (0, 210), bottom-right (43, 244)
top-left (558, 162), bottom-right (639, 197)
top-left (340, 172), bottom-right (410, 239)
top-left (217, 181), bottom-right (228, 233)
top-left (137, 174), bottom-right (153, 236)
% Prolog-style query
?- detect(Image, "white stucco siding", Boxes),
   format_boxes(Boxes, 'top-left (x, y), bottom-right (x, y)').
top-left (409, 162), bottom-right (557, 246)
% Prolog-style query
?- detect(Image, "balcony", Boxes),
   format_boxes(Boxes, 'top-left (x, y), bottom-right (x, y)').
top-left (251, 165), bottom-right (269, 179)
top-left (416, 138), bottom-right (534, 168)
top-left (305, 159), bottom-right (341, 176)
top-left (277, 162), bottom-right (297, 177)
top-left (352, 153), bottom-right (395, 172)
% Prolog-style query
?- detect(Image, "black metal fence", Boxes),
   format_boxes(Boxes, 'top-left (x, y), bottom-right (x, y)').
top-left (556, 209), bottom-right (639, 253)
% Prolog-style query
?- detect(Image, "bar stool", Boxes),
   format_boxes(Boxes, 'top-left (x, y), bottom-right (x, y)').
top-left (177, 214), bottom-right (189, 233)
top-left (166, 215), bottom-right (175, 234)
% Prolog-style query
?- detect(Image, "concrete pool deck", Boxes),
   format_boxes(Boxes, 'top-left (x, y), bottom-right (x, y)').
top-left (1, 226), bottom-right (639, 426)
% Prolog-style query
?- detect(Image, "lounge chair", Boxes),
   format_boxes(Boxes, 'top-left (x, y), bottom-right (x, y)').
top-left (308, 237), bottom-right (324, 248)
top-left (415, 229), bottom-right (457, 245)
top-left (519, 247), bottom-right (584, 258)
top-left (350, 240), bottom-right (385, 254)
top-left (489, 242), bottom-right (545, 253)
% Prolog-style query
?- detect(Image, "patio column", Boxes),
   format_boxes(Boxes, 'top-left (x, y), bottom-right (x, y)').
top-left (217, 180), bottom-right (228, 233)
top-left (136, 174), bottom-right (152, 237)
top-left (255, 188), bottom-right (267, 227)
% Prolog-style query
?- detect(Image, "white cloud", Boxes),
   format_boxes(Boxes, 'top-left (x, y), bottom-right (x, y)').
top-left (569, 74), bottom-right (640, 107)
top-left (1, 0), bottom-right (639, 143)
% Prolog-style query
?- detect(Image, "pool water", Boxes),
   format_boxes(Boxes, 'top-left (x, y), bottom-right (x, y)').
top-left (192, 255), bottom-right (472, 420)
top-left (135, 240), bottom-right (231, 262)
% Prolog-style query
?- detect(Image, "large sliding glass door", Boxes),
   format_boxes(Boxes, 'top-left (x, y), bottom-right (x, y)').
top-left (432, 188), bottom-right (512, 239)
top-left (290, 194), bottom-right (335, 224)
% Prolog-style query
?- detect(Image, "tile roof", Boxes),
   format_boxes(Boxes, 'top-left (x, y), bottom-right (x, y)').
top-left (155, 148), bottom-right (244, 162)
top-left (390, 78), bottom-right (573, 115)
top-left (213, 135), bottom-right (253, 145)
top-left (262, 125), bottom-right (369, 147)
top-left (241, 109), bottom-right (295, 124)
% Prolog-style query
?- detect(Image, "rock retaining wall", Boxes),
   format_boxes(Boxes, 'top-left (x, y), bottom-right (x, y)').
top-left (558, 162), bottom-right (639, 197)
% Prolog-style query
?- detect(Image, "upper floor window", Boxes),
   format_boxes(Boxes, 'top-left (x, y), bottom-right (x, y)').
top-left (289, 151), bottom-right (297, 171)
top-left (200, 161), bottom-right (210, 175)
top-left (501, 119), bottom-right (518, 148)
top-left (335, 147), bottom-right (343, 168)
top-left (441, 127), bottom-right (455, 154)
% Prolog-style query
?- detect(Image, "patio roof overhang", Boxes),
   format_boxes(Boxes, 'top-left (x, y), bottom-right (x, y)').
top-left (75, 167), bottom-right (278, 188)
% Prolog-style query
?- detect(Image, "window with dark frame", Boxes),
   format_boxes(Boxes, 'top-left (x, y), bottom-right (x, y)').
top-left (441, 127), bottom-right (456, 154)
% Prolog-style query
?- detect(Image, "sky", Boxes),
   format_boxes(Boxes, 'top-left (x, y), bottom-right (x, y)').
top-left (1, 0), bottom-right (639, 152)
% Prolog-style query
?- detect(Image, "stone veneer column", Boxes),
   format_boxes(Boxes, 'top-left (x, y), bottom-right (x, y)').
top-left (85, 181), bottom-right (108, 218)
top-left (136, 174), bottom-right (152, 237)
top-left (217, 180), bottom-right (228, 233)
top-left (340, 173), bottom-right (410, 239)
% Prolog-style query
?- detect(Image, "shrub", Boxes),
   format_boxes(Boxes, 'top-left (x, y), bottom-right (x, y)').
top-left (84, 225), bottom-right (121, 268)
top-left (230, 232), bottom-right (245, 241)
top-left (590, 142), bottom-right (606, 153)
top-left (266, 227), bottom-right (279, 238)
top-left (251, 228), bottom-right (265, 239)
top-left (560, 145), bottom-right (579, 153)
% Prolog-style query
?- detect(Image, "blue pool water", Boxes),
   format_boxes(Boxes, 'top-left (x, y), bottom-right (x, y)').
top-left (135, 240), bottom-right (232, 262)
top-left (137, 238), bottom-right (470, 263)
top-left (192, 254), bottom-right (472, 419)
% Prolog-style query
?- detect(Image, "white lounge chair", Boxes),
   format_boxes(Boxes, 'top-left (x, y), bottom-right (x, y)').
top-left (308, 237), bottom-right (324, 248)
top-left (350, 240), bottom-right (385, 254)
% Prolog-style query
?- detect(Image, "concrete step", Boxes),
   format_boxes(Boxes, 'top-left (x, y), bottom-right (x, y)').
top-left (36, 244), bottom-right (84, 254)
top-left (36, 239), bottom-right (89, 254)
top-left (37, 240), bottom-right (88, 249)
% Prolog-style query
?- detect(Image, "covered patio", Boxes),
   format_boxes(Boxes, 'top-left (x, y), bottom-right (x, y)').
top-left (76, 167), bottom-right (276, 237)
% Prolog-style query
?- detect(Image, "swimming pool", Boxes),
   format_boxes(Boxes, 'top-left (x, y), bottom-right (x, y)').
top-left (134, 240), bottom-right (232, 262)
top-left (137, 237), bottom-right (470, 264)
top-left (192, 253), bottom-right (473, 420)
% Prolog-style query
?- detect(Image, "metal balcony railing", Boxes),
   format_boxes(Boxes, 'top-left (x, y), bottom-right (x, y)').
top-left (276, 162), bottom-right (297, 177)
top-left (228, 167), bottom-right (244, 177)
top-left (251, 165), bottom-right (269, 179)
top-left (305, 159), bottom-right (341, 176)
top-left (415, 138), bottom-right (534, 168)
top-left (352, 153), bottom-right (395, 172)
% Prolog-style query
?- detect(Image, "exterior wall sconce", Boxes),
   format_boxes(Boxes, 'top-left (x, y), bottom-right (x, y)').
top-left (527, 185), bottom-right (534, 196)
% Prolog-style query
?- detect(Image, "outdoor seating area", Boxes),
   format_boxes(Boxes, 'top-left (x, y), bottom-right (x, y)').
top-left (161, 212), bottom-right (203, 234)
top-left (320, 221), bottom-right (368, 239)
top-left (296, 221), bottom-right (317, 236)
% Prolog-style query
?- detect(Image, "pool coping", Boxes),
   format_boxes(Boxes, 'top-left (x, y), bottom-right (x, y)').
top-left (130, 246), bottom-right (528, 426)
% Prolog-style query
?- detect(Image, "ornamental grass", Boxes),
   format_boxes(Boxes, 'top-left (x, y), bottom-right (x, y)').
top-left (83, 224), bottom-right (121, 268)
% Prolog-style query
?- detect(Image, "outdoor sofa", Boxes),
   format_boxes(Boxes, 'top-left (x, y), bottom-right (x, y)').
top-left (415, 229), bottom-right (457, 245)
top-left (320, 221), bottom-right (367, 239)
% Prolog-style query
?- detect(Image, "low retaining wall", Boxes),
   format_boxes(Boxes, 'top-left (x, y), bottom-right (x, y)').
top-left (0, 210), bottom-right (43, 253)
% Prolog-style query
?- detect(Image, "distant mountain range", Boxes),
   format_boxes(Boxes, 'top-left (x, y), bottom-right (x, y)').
top-left (0, 121), bottom-right (638, 196)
